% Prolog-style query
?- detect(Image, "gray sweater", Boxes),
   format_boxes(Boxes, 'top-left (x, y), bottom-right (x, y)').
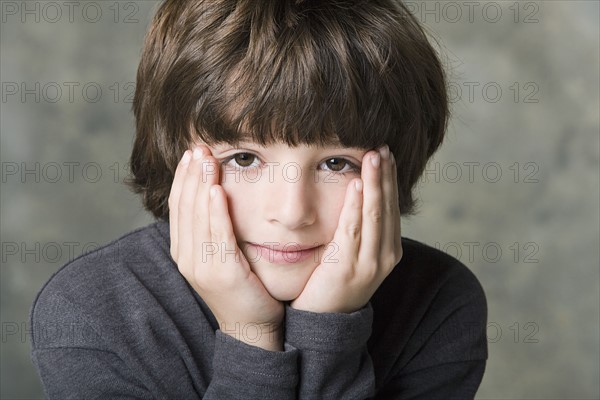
top-left (30, 220), bottom-right (487, 399)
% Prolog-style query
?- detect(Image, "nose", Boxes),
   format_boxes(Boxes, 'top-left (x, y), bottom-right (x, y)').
top-left (263, 173), bottom-right (317, 230)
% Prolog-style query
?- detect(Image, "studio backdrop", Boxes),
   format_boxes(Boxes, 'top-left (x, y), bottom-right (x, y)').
top-left (1, 1), bottom-right (599, 399)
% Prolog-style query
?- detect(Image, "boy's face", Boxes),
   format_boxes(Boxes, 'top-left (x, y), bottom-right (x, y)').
top-left (206, 140), bottom-right (368, 301)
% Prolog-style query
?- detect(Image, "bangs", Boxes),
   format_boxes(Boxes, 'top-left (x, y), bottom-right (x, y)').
top-left (190, 1), bottom-right (406, 150)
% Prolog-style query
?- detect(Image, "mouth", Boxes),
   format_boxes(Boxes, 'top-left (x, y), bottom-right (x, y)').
top-left (244, 242), bottom-right (322, 264)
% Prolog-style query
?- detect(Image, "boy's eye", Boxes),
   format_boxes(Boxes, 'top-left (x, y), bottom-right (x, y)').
top-left (232, 153), bottom-right (256, 167)
top-left (221, 152), bottom-right (260, 169)
top-left (324, 158), bottom-right (347, 172)
top-left (321, 158), bottom-right (360, 174)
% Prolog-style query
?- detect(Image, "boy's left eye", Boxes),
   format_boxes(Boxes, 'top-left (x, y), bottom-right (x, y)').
top-left (323, 158), bottom-right (346, 172)
top-left (320, 158), bottom-right (360, 174)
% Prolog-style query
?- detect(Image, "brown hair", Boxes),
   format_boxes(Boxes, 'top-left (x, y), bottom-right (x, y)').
top-left (127, 0), bottom-right (449, 221)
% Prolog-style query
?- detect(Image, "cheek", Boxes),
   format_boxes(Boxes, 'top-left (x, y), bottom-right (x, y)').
top-left (317, 183), bottom-right (349, 239)
top-left (219, 176), bottom-right (259, 239)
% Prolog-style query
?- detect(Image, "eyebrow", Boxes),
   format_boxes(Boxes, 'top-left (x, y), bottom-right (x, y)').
top-left (229, 136), bottom-right (346, 148)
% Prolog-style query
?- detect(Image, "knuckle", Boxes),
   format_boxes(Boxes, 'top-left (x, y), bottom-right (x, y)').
top-left (336, 265), bottom-right (357, 282)
top-left (210, 229), bottom-right (226, 244)
top-left (217, 269), bottom-right (240, 287)
top-left (202, 266), bottom-right (239, 290)
top-left (359, 264), bottom-right (379, 282)
top-left (381, 255), bottom-right (397, 269)
top-left (384, 200), bottom-right (396, 215)
top-left (369, 209), bottom-right (383, 223)
top-left (345, 223), bottom-right (361, 238)
top-left (193, 270), bottom-right (209, 289)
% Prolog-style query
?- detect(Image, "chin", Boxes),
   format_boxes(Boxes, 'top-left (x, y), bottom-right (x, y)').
top-left (264, 282), bottom-right (305, 302)
top-left (250, 263), bottom-right (316, 302)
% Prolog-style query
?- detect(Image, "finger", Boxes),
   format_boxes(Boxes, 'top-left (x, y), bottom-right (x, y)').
top-left (378, 145), bottom-right (399, 268)
top-left (192, 155), bottom-right (221, 271)
top-left (328, 178), bottom-right (363, 269)
top-left (391, 153), bottom-right (403, 264)
top-left (168, 150), bottom-right (192, 261)
top-left (358, 149), bottom-right (383, 265)
top-left (177, 147), bottom-right (207, 277)
top-left (207, 184), bottom-right (246, 274)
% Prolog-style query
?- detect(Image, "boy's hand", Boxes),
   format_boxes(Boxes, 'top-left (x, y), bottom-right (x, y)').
top-left (169, 146), bottom-right (284, 351)
top-left (290, 145), bottom-right (403, 314)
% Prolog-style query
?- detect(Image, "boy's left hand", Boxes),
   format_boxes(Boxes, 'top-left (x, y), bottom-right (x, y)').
top-left (291, 145), bottom-right (403, 313)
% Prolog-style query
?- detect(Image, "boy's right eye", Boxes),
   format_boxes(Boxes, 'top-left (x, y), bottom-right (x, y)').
top-left (222, 152), bottom-right (260, 169)
top-left (232, 153), bottom-right (256, 167)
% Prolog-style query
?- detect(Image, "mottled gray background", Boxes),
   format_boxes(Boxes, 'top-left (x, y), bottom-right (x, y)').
top-left (1, 1), bottom-right (598, 399)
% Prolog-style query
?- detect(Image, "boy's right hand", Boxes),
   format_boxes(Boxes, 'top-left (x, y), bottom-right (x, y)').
top-left (168, 146), bottom-right (284, 351)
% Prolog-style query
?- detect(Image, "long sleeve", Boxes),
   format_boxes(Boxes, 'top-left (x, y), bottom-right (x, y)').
top-left (368, 236), bottom-right (489, 399)
top-left (32, 347), bottom-right (153, 399)
top-left (372, 287), bottom-right (488, 400)
top-left (29, 220), bottom-right (302, 399)
top-left (30, 291), bottom-right (155, 399)
top-left (31, 289), bottom-right (300, 399)
top-left (205, 330), bottom-right (299, 398)
top-left (284, 303), bottom-right (376, 399)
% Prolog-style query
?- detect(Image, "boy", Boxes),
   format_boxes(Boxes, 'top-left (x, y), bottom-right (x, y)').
top-left (30, 0), bottom-right (488, 398)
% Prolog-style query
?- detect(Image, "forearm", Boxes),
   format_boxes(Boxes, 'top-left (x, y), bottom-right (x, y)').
top-left (285, 303), bottom-right (376, 399)
top-left (206, 330), bottom-right (299, 399)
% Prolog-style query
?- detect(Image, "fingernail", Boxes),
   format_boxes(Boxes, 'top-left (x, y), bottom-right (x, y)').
top-left (379, 145), bottom-right (390, 160)
top-left (181, 150), bottom-right (191, 165)
top-left (210, 186), bottom-right (217, 199)
top-left (371, 153), bottom-right (380, 168)
top-left (354, 179), bottom-right (363, 192)
top-left (193, 147), bottom-right (203, 160)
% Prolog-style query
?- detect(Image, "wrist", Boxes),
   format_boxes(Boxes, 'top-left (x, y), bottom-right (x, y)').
top-left (291, 297), bottom-right (366, 314)
top-left (219, 321), bottom-right (284, 352)
top-left (285, 303), bottom-right (374, 352)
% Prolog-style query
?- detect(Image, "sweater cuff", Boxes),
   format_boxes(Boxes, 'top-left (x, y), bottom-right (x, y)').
top-left (284, 302), bottom-right (373, 352)
top-left (212, 329), bottom-right (299, 389)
